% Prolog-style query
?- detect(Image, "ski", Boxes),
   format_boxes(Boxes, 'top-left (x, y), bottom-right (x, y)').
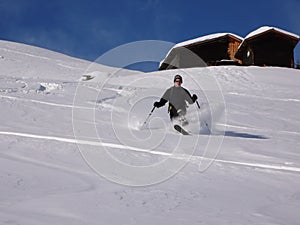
top-left (174, 124), bottom-right (190, 135)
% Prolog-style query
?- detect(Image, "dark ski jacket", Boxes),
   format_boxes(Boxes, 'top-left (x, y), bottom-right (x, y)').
top-left (156, 86), bottom-right (195, 114)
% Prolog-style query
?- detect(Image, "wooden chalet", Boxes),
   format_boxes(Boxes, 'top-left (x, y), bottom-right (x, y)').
top-left (235, 26), bottom-right (300, 68)
top-left (159, 33), bottom-right (243, 70)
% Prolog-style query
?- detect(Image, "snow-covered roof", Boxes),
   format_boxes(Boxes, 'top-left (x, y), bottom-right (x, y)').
top-left (159, 33), bottom-right (243, 68)
top-left (244, 26), bottom-right (300, 40)
top-left (236, 26), bottom-right (300, 52)
top-left (173, 33), bottom-right (243, 48)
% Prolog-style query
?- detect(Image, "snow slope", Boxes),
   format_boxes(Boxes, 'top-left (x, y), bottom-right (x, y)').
top-left (1, 40), bottom-right (300, 225)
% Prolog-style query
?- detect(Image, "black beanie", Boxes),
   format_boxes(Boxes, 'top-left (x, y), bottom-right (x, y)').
top-left (174, 74), bottom-right (183, 83)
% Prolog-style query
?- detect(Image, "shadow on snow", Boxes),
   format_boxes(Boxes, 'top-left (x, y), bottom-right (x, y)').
top-left (224, 131), bottom-right (268, 139)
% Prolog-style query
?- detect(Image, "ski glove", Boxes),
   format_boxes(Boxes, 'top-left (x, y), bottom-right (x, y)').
top-left (154, 101), bottom-right (164, 108)
top-left (192, 94), bottom-right (198, 102)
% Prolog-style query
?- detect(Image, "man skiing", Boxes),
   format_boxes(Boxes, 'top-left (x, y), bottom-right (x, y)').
top-left (153, 74), bottom-right (198, 124)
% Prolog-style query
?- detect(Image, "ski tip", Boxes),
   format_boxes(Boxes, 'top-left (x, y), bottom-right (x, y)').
top-left (174, 124), bottom-right (190, 135)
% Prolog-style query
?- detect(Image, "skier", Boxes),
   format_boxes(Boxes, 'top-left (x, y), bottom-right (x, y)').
top-left (153, 74), bottom-right (198, 125)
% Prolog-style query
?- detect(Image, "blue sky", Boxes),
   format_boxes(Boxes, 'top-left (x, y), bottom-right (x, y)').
top-left (1, 0), bottom-right (300, 70)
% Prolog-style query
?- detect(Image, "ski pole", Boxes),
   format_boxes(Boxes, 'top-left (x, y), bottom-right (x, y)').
top-left (141, 106), bottom-right (156, 129)
top-left (196, 100), bottom-right (201, 109)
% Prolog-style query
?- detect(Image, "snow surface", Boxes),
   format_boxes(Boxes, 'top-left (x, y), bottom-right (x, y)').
top-left (1, 40), bottom-right (300, 224)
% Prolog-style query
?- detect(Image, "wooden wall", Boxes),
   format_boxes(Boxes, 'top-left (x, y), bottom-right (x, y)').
top-left (236, 32), bottom-right (298, 68)
top-left (228, 38), bottom-right (242, 64)
top-left (185, 36), bottom-right (242, 66)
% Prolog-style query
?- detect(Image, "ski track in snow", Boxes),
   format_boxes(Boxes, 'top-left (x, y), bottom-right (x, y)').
top-left (228, 92), bottom-right (300, 103)
top-left (0, 94), bottom-right (91, 109)
top-left (1, 130), bottom-right (300, 174)
top-left (0, 46), bottom-right (52, 61)
top-left (0, 46), bottom-right (83, 70)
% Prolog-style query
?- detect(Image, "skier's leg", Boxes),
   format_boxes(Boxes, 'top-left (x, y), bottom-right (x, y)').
top-left (177, 108), bottom-right (188, 126)
top-left (169, 107), bottom-right (179, 121)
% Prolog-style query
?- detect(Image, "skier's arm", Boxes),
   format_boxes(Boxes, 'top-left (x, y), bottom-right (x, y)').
top-left (154, 98), bottom-right (168, 108)
top-left (184, 88), bottom-right (197, 104)
top-left (154, 89), bottom-right (170, 108)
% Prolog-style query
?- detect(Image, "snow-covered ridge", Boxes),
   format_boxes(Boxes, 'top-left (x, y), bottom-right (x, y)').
top-left (0, 40), bottom-right (117, 80)
top-left (0, 40), bottom-right (90, 63)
